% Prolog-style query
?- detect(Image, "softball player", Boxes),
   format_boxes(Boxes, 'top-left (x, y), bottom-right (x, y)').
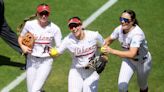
top-left (52, 17), bottom-right (104, 92)
top-left (102, 10), bottom-right (152, 92)
top-left (18, 3), bottom-right (62, 92)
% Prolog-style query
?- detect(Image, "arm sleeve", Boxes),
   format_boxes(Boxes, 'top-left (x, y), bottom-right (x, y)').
top-left (110, 27), bottom-right (120, 40)
top-left (96, 31), bottom-right (104, 47)
top-left (54, 27), bottom-right (62, 48)
top-left (131, 34), bottom-right (148, 57)
top-left (130, 34), bottom-right (144, 48)
top-left (20, 22), bottom-right (30, 36)
top-left (56, 37), bottom-right (68, 54)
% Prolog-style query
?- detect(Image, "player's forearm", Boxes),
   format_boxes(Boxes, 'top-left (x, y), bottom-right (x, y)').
top-left (110, 49), bottom-right (136, 58)
top-left (18, 36), bottom-right (24, 49)
top-left (104, 36), bottom-right (113, 46)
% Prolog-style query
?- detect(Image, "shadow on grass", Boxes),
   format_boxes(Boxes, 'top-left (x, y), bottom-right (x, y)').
top-left (0, 55), bottom-right (25, 68)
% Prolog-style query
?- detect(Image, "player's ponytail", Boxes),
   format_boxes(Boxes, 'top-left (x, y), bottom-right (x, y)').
top-left (17, 3), bottom-right (50, 34)
top-left (17, 14), bottom-right (37, 33)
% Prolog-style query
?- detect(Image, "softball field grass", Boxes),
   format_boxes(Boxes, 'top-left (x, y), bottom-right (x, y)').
top-left (0, 0), bottom-right (164, 92)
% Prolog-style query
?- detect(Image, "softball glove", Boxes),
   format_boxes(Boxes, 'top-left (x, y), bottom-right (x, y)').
top-left (22, 32), bottom-right (35, 49)
top-left (85, 54), bottom-right (108, 74)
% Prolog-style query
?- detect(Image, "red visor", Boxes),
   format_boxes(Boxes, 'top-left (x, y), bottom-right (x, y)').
top-left (68, 18), bottom-right (81, 25)
top-left (37, 5), bottom-right (50, 13)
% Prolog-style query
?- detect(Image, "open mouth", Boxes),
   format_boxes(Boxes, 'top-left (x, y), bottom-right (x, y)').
top-left (72, 29), bottom-right (78, 33)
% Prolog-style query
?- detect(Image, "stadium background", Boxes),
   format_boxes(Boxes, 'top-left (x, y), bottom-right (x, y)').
top-left (0, 0), bottom-right (163, 92)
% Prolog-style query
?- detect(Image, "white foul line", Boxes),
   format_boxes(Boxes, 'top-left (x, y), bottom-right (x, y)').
top-left (1, 72), bottom-right (26, 92)
top-left (83, 0), bottom-right (118, 28)
top-left (0, 0), bottom-right (118, 91)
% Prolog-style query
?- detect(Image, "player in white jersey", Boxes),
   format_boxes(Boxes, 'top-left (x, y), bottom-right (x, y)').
top-left (50, 17), bottom-right (104, 92)
top-left (101, 10), bottom-right (152, 92)
top-left (18, 3), bottom-right (62, 92)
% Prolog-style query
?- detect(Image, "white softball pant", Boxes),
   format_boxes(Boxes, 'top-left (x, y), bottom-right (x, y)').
top-left (26, 55), bottom-right (53, 92)
top-left (68, 67), bottom-right (99, 92)
top-left (118, 52), bottom-right (152, 92)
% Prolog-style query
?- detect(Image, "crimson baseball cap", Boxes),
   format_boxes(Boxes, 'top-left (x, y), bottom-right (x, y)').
top-left (37, 5), bottom-right (50, 13)
top-left (68, 17), bottom-right (82, 25)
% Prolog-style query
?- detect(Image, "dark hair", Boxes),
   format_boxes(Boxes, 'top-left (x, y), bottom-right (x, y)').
top-left (38, 3), bottom-right (48, 6)
top-left (123, 9), bottom-right (139, 26)
top-left (69, 16), bottom-right (81, 21)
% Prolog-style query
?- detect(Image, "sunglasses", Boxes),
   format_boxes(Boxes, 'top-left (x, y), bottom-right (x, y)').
top-left (39, 11), bottom-right (49, 16)
top-left (68, 23), bottom-right (80, 30)
top-left (120, 17), bottom-right (131, 23)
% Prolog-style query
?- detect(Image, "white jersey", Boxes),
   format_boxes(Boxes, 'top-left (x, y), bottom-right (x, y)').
top-left (21, 19), bottom-right (62, 57)
top-left (57, 30), bottom-right (104, 68)
top-left (110, 25), bottom-right (148, 59)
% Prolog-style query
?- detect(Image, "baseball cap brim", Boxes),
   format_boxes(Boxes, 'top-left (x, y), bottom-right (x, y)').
top-left (37, 5), bottom-right (50, 13)
top-left (68, 18), bottom-right (82, 25)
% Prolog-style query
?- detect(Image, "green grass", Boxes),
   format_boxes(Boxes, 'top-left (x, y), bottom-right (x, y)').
top-left (0, 0), bottom-right (164, 92)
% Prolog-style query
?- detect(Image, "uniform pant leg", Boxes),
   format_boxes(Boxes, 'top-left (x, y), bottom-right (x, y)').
top-left (118, 60), bottom-right (135, 92)
top-left (26, 57), bottom-right (37, 92)
top-left (31, 58), bottom-right (53, 92)
top-left (136, 53), bottom-right (152, 90)
top-left (68, 68), bottom-right (83, 92)
top-left (83, 71), bottom-right (99, 92)
top-left (0, 20), bottom-right (22, 54)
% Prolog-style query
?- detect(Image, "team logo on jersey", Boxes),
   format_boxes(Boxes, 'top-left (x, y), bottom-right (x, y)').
top-left (75, 45), bottom-right (97, 57)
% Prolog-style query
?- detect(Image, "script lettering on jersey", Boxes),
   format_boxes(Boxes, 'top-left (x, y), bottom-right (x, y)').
top-left (34, 34), bottom-right (53, 42)
top-left (75, 45), bottom-right (97, 57)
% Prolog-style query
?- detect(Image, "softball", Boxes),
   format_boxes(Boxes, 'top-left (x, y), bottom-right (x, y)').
top-left (100, 47), bottom-right (106, 52)
top-left (50, 48), bottom-right (58, 57)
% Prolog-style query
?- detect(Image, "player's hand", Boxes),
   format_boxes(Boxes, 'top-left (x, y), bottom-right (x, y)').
top-left (101, 46), bottom-right (108, 53)
top-left (101, 46), bottom-right (113, 54)
top-left (21, 45), bottom-right (32, 54)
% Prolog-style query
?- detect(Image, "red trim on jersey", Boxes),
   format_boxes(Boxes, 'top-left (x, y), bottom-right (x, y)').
top-left (35, 42), bottom-right (50, 44)
top-left (75, 51), bottom-right (94, 57)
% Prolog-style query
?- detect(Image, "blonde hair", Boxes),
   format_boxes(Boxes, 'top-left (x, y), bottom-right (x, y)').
top-left (17, 14), bottom-right (37, 33)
